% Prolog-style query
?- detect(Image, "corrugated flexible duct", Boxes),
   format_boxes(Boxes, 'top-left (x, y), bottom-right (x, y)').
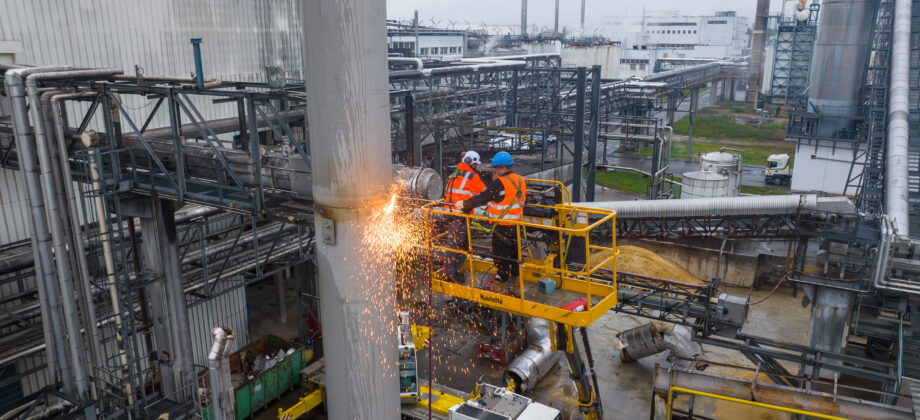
top-left (574, 194), bottom-right (819, 219)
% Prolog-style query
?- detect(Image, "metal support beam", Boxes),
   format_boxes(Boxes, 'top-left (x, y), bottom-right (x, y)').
top-left (585, 66), bottom-right (601, 202)
top-left (275, 271), bottom-right (287, 325)
top-left (572, 67), bottom-right (587, 202)
top-left (139, 199), bottom-right (195, 402)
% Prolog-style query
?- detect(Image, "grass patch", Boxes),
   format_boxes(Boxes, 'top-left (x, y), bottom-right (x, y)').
top-left (593, 170), bottom-right (681, 196)
top-left (740, 185), bottom-right (788, 195)
top-left (594, 169), bottom-right (788, 196)
top-left (594, 170), bottom-right (649, 195)
top-left (633, 140), bottom-right (795, 166)
top-left (673, 115), bottom-right (787, 141)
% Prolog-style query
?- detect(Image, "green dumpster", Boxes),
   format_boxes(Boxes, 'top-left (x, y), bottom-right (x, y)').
top-left (200, 335), bottom-right (308, 420)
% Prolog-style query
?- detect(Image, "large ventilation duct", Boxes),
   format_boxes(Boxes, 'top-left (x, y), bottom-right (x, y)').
top-left (887, 0), bottom-right (911, 235)
top-left (302, 0), bottom-right (399, 418)
top-left (573, 194), bottom-right (844, 219)
top-left (807, 0), bottom-right (876, 135)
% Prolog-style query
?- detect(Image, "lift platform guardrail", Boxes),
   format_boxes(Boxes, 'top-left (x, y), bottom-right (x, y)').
top-left (422, 178), bottom-right (617, 327)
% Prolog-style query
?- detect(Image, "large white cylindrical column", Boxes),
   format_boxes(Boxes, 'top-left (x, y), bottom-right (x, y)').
top-left (302, 0), bottom-right (398, 418)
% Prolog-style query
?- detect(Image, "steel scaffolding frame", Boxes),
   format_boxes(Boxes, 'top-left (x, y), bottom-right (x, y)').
top-left (768, 6), bottom-right (819, 105)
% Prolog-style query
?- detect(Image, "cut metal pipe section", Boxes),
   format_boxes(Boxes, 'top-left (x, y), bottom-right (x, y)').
top-left (303, 0), bottom-right (399, 418)
top-left (505, 318), bottom-right (562, 393)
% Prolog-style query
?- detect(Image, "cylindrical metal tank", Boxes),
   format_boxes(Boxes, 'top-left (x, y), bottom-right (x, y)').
top-left (807, 0), bottom-right (876, 135)
top-left (700, 151), bottom-right (742, 196)
top-left (681, 170), bottom-right (729, 199)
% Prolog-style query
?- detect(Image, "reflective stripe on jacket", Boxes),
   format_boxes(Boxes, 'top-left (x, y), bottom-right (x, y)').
top-left (444, 162), bottom-right (485, 212)
top-left (486, 173), bottom-right (526, 225)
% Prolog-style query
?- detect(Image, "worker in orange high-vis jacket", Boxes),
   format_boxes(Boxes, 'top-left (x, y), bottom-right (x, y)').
top-left (455, 151), bottom-right (526, 295)
top-left (441, 151), bottom-right (486, 284)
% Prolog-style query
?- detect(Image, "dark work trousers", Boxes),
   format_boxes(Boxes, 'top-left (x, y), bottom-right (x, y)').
top-left (491, 224), bottom-right (520, 282)
top-left (442, 216), bottom-right (469, 284)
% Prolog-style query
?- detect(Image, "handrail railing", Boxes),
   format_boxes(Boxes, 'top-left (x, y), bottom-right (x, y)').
top-left (422, 181), bottom-right (617, 327)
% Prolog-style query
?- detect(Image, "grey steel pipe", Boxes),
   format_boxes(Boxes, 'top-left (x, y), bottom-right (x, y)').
top-left (505, 318), bottom-right (562, 392)
top-left (36, 88), bottom-right (93, 399)
top-left (180, 222), bottom-right (296, 265)
top-left (575, 194), bottom-right (820, 219)
top-left (50, 90), bottom-right (105, 375)
top-left (887, 0), bottom-right (911, 235)
top-left (207, 327), bottom-right (235, 420)
top-left (112, 74), bottom-right (221, 89)
top-left (303, 0), bottom-right (399, 417)
top-left (389, 60), bottom-right (526, 80)
top-left (26, 69), bottom-right (122, 399)
top-left (388, 57), bottom-right (423, 70)
top-left (4, 65), bottom-right (74, 392)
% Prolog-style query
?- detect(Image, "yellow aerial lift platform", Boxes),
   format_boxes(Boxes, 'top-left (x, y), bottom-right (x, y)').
top-left (422, 179), bottom-right (615, 419)
top-left (422, 179), bottom-right (617, 327)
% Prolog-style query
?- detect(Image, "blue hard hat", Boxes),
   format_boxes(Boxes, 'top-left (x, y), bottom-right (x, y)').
top-left (491, 151), bottom-right (514, 167)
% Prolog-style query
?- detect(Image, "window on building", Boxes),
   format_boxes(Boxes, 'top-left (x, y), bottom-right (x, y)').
top-left (630, 64), bottom-right (636, 70)
top-left (640, 63), bottom-right (646, 70)
top-left (693, 30), bottom-right (697, 33)
top-left (420, 47), bottom-right (429, 55)
top-left (440, 47), bottom-right (449, 54)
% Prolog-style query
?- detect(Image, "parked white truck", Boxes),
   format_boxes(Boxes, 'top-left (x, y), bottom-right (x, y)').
top-left (765, 153), bottom-right (792, 186)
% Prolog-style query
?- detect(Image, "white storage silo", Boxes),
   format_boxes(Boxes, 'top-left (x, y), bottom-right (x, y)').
top-left (700, 151), bottom-right (743, 196)
top-left (681, 170), bottom-right (730, 199)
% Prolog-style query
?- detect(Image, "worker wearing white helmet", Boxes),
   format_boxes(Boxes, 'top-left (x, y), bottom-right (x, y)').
top-left (439, 151), bottom-right (486, 284)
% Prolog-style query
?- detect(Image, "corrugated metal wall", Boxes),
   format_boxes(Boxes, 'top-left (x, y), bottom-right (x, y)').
top-left (0, 0), bottom-right (305, 246)
top-left (0, 168), bottom-right (30, 245)
top-left (0, 0), bottom-right (303, 82)
top-left (187, 283), bottom-right (249, 366)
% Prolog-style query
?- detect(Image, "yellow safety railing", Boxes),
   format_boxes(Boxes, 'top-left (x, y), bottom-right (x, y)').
top-left (667, 387), bottom-right (849, 420)
top-left (422, 179), bottom-right (617, 327)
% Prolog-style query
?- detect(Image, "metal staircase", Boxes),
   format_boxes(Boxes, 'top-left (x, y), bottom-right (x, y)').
top-left (846, 0), bottom-right (893, 214)
top-left (75, 148), bottom-right (155, 418)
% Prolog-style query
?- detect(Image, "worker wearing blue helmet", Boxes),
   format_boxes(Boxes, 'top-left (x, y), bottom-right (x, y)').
top-left (455, 151), bottom-right (527, 295)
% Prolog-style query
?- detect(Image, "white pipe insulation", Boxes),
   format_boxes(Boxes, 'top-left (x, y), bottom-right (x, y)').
top-left (574, 194), bottom-right (823, 219)
top-left (887, 0), bottom-right (911, 235)
top-left (303, 0), bottom-right (399, 418)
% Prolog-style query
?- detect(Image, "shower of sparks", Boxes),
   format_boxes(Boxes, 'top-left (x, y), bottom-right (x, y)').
top-left (351, 183), bottom-right (535, 400)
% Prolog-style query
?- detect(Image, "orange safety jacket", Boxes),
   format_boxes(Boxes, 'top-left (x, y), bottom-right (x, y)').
top-left (486, 173), bottom-right (526, 225)
top-left (444, 162), bottom-right (486, 213)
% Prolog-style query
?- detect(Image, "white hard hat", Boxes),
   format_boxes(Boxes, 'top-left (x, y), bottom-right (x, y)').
top-left (462, 150), bottom-right (481, 165)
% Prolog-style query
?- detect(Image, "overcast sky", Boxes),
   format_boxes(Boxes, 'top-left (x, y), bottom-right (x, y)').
top-left (387, 0), bottom-right (782, 33)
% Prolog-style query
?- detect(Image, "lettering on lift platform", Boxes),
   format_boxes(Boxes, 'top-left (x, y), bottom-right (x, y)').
top-left (480, 294), bottom-right (503, 304)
